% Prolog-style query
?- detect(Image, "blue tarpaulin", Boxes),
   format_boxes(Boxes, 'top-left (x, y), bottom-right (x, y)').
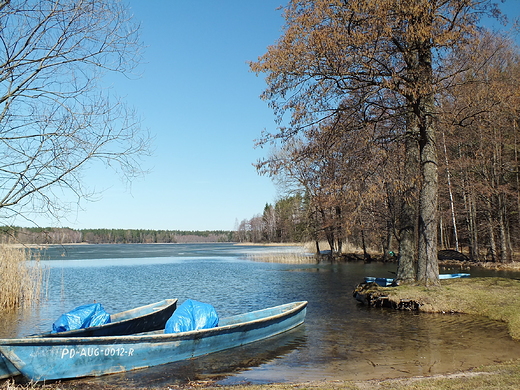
top-left (52, 303), bottom-right (111, 333)
top-left (164, 299), bottom-right (218, 333)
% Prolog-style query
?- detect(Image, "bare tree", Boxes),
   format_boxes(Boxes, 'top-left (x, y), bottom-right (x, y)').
top-left (0, 0), bottom-right (149, 224)
top-left (440, 33), bottom-right (520, 262)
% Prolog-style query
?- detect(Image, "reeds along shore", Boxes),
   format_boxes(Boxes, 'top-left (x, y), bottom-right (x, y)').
top-left (0, 245), bottom-right (48, 311)
top-left (246, 252), bottom-right (316, 264)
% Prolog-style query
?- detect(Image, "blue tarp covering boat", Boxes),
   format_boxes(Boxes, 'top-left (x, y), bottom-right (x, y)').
top-left (0, 301), bottom-right (307, 382)
top-left (0, 299), bottom-right (177, 380)
top-left (52, 303), bottom-right (111, 333)
top-left (164, 299), bottom-right (219, 333)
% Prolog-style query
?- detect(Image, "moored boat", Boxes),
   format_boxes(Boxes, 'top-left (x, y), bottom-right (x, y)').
top-left (0, 301), bottom-right (307, 382)
top-left (0, 299), bottom-right (177, 379)
top-left (364, 273), bottom-right (470, 287)
top-left (439, 273), bottom-right (470, 279)
top-left (363, 277), bottom-right (394, 286)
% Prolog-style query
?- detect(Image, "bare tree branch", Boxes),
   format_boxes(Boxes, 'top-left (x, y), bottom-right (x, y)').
top-left (0, 0), bottom-right (150, 223)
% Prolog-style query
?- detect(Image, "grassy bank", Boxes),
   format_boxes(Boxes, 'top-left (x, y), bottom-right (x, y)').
top-left (359, 277), bottom-right (520, 340)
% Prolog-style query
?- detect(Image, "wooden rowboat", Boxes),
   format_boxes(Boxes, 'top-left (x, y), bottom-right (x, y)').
top-left (0, 301), bottom-right (307, 382)
top-left (0, 299), bottom-right (177, 379)
top-left (364, 273), bottom-right (470, 287)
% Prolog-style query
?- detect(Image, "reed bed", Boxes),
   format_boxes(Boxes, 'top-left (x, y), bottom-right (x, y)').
top-left (246, 252), bottom-right (317, 264)
top-left (0, 245), bottom-right (48, 311)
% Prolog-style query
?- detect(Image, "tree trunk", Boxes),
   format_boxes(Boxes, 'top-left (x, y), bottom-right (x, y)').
top-left (498, 194), bottom-right (510, 263)
top-left (361, 229), bottom-right (371, 262)
top-left (395, 110), bottom-right (419, 284)
top-left (416, 45), bottom-right (439, 286)
top-left (322, 210), bottom-right (336, 253)
top-left (335, 206), bottom-right (343, 254)
top-left (384, 219), bottom-right (395, 261)
top-left (417, 106), bottom-right (439, 284)
top-left (442, 131), bottom-right (459, 251)
top-left (463, 182), bottom-right (479, 261)
top-left (486, 197), bottom-right (497, 261)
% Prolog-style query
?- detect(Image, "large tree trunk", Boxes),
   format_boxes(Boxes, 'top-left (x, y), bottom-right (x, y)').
top-left (416, 46), bottom-right (439, 286)
top-left (417, 99), bottom-right (439, 284)
top-left (395, 109), bottom-right (419, 284)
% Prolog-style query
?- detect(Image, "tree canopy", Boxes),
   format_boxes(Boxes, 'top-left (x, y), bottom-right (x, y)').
top-left (251, 0), bottom-right (507, 285)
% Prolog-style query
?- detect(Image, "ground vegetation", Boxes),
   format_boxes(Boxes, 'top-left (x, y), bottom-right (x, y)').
top-left (354, 277), bottom-right (520, 340)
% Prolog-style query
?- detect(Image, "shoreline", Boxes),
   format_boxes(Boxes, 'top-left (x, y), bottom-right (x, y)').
top-left (4, 359), bottom-right (518, 390)
top-left (2, 279), bottom-right (520, 389)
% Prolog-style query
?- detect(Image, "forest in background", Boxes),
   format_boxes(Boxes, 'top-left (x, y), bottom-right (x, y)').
top-left (0, 227), bottom-right (234, 245)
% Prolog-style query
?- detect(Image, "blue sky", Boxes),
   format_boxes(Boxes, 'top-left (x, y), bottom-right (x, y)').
top-left (21, 0), bottom-right (520, 231)
top-left (46, 1), bottom-right (287, 231)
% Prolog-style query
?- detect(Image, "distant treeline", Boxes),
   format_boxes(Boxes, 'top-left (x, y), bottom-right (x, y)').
top-left (0, 227), bottom-right (235, 245)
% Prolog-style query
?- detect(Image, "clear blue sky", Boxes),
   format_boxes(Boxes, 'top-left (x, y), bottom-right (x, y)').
top-left (48, 1), bottom-right (286, 231)
top-left (22, 0), bottom-right (520, 231)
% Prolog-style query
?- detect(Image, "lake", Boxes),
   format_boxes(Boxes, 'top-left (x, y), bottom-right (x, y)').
top-left (2, 243), bottom-right (520, 386)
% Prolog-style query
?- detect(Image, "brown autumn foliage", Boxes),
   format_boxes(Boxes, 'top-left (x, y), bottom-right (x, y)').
top-left (247, 0), bottom-right (515, 283)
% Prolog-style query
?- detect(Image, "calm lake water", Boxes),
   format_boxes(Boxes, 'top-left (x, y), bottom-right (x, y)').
top-left (2, 243), bottom-right (520, 386)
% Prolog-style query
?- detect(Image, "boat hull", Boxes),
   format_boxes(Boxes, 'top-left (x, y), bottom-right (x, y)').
top-left (0, 301), bottom-right (307, 382)
top-left (0, 355), bottom-right (18, 380)
top-left (0, 299), bottom-right (177, 379)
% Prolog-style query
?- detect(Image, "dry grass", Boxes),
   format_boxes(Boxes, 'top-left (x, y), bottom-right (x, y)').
top-left (246, 251), bottom-right (317, 264)
top-left (302, 241), bottom-right (330, 252)
top-left (302, 241), bottom-right (379, 256)
top-left (0, 245), bottom-right (48, 311)
top-left (0, 380), bottom-right (36, 390)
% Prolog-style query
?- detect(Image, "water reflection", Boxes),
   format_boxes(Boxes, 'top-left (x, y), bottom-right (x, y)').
top-left (3, 244), bottom-right (520, 385)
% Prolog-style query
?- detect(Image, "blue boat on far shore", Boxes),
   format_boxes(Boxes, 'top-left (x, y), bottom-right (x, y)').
top-left (0, 301), bottom-right (307, 382)
top-left (364, 273), bottom-right (470, 287)
top-left (0, 299), bottom-right (177, 380)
